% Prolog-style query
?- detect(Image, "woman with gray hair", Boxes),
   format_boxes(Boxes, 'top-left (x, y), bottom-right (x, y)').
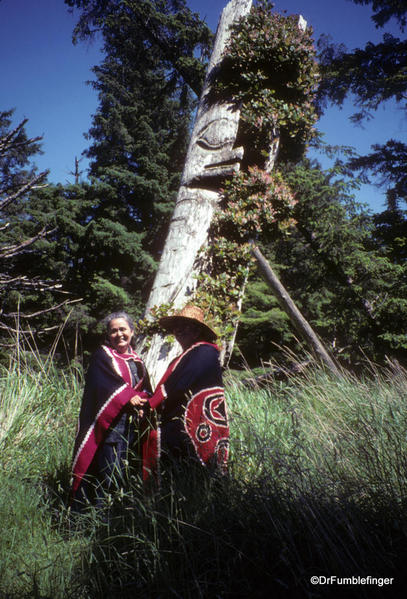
top-left (71, 312), bottom-right (152, 510)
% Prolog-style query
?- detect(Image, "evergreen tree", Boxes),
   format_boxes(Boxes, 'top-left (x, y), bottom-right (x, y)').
top-left (0, 111), bottom-right (63, 343)
top-left (351, 0), bottom-right (406, 30)
top-left (63, 0), bottom-right (212, 327)
top-left (309, 0), bottom-right (407, 364)
top-left (235, 160), bottom-right (407, 367)
top-left (63, 0), bottom-right (406, 367)
top-left (317, 2), bottom-right (407, 211)
top-left (16, 181), bottom-right (93, 342)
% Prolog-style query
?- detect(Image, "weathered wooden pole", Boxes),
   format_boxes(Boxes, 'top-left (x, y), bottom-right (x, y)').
top-left (250, 243), bottom-right (340, 375)
top-left (137, 0), bottom-right (253, 385)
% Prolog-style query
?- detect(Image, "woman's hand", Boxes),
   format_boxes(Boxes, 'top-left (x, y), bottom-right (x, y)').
top-left (129, 394), bottom-right (148, 408)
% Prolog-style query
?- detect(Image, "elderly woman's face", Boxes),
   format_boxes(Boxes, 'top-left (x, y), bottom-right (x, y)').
top-left (107, 318), bottom-right (134, 353)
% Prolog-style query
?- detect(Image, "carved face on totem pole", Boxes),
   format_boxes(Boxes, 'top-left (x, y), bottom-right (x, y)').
top-left (180, 0), bottom-right (252, 191)
top-left (181, 108), bottom-right (244, 189)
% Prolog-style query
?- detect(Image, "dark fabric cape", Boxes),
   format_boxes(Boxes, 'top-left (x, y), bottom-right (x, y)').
top-left (71, 345), bottom-right (154, 498)
top-left (148, 342), bottom-right (229, 472)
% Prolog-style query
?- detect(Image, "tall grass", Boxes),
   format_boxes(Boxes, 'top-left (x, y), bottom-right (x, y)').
top-left (0, 337), bottom-right (85, 598)
top-left (225, 364), bottom-right (407, 594)
top-left (1, 344), bottom-right (407, 598)
top-left (228, 362), bottom-right (407, 500)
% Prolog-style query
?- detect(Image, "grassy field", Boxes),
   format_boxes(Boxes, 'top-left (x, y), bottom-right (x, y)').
top-left (1, 349), bottom-right (407, 598)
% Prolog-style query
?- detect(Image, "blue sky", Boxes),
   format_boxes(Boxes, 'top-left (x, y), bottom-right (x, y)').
top-left (0, 0), bottom-right (403, 211)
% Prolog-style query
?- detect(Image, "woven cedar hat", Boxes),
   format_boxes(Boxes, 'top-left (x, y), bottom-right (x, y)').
top-left (159, 304), bottom-right (217, 342)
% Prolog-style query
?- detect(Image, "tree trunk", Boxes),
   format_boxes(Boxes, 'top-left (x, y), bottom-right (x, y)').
top-left (136, 0), bottom-right (253, 385)
top-left (250, 243), bottom-right (340, 375)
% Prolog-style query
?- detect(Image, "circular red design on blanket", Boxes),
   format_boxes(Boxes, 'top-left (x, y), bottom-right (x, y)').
top-left (196, 422), bottom-right (212, 442)
top-left (185, 387), bottom-right (229, 466)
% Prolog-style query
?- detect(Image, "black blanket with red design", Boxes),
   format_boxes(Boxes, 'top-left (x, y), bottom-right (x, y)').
top-left (149, 342), bottom-right (229, 471)
top-left (71, 345), bottom-right (151, 498)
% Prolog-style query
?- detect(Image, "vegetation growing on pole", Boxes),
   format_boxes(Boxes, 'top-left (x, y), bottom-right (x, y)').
top-left (191, 1), bottom-right (319, 347)
top-left (194, 168), bottom-right (296, 342)
top-left (211, 0), bottom-right (320, 163)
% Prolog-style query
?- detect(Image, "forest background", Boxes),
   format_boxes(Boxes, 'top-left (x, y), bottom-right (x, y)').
top-left (1, 2), bottom-right (407, 596)
top-left (0, 0), bottom-right (406, 372)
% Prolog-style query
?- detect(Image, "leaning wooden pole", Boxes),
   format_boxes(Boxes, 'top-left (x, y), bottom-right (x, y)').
top-left (137, 0), bottom-right (252, 385)
top-left (251, 243), bottom-right (340, 375)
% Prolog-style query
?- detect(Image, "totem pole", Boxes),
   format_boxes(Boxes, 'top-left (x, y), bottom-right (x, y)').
top-left (137, 2), bottom-right (331, 382)
top-left (137, 0), bottom-right (253, 384)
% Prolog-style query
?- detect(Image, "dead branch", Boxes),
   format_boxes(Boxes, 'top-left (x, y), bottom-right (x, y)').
top-left (0, 170), bottom-right (48, 212)
top-left (1, 297), bottom-right (82, 320)
top-left (0, 226), bottom-right (57, 259)
top-left (0, 118), bottom-right (43, 155)
top-left (0, 275), bottom-right (68, 293)
top-left (0, 322), bottom-right (62, 335)
top-left (250, 242), bottom-right (340, 376)
top-left (0, 118), bottom-right (28, 152)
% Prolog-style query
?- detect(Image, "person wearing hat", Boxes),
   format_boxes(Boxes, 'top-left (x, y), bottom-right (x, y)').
top-left (144, 304), bottom-right (230, 475)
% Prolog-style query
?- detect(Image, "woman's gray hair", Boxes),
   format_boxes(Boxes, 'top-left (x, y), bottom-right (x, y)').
top-left (102, 311), bottom-right (135, 334)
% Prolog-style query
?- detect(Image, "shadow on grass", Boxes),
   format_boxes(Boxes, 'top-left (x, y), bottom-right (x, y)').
top-left (62, 461), bottom-right (407, 599)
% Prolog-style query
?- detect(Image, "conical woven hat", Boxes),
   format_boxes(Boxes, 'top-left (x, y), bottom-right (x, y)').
top-left (159, 304), bottom-right (217, 342)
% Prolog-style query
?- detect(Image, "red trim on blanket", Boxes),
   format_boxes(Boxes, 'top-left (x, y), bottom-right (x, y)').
top-left (148, 384), bottom-right (167, 410)
top-left (102, 345), bottom-right (144, 386)
top-left (71, 384), bottom-right (138, 495)
top-left (148, 342), bottom-right (219, 410)
top-left (142, 428), bottom-right (160, 481)
top-left (71, 347), bottom-right (147, 497)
